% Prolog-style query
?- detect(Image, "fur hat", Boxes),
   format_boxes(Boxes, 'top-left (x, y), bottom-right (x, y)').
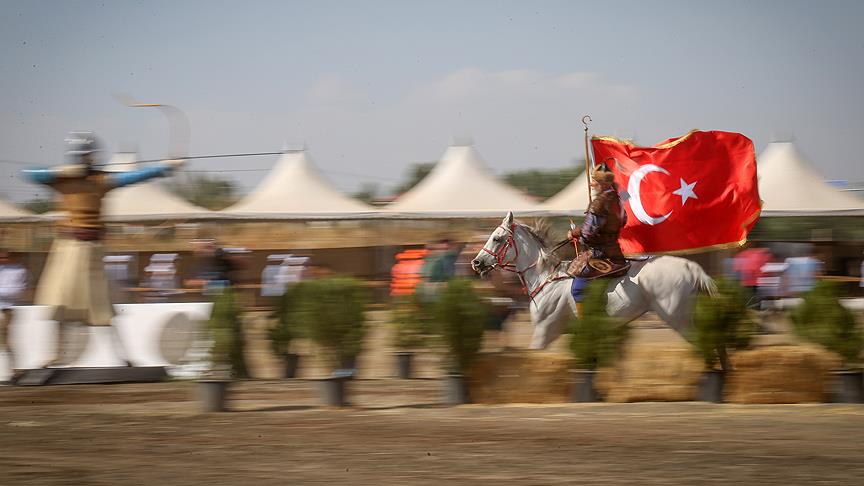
top-left (591, 163), bottom-right (615, 185)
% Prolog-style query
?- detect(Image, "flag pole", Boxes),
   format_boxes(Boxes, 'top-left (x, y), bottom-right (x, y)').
top-left (582, 115), bottom-right (593, 208)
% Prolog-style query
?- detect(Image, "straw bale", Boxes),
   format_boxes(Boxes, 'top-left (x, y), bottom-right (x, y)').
top-left (724, 345), bottom-right (840, 404)
top-left (467, 350), bottom-right (574, 403)
top-left (595, 343), bottom-right (703, 402)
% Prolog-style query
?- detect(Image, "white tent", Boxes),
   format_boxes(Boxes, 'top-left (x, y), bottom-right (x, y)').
top-left (101, 153), bottom-right (215, 221)
top-left (384, 144), bottom-right (540, 218)
top-left (222, 150), bottom-right (376, 219)
top-left (539, 169), bottom-right (590, 215)
top-left (0, 197), bottom-right (38, 222)
top-left (758, 142), bottom-right (864, 216)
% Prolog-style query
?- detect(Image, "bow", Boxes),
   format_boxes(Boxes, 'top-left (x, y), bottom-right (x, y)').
top-left (116, 94), bottom-right (190, 181)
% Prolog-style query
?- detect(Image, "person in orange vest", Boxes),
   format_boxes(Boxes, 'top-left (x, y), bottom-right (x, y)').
top-left (390, 248), bottom-right (428, 297)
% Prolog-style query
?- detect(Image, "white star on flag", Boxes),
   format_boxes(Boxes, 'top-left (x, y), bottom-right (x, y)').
top-left (672, 178), bottom-right (698, 206)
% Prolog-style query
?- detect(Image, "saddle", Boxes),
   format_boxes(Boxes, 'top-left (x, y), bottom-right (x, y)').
top-left (566, 251), bottom-right (630, 280)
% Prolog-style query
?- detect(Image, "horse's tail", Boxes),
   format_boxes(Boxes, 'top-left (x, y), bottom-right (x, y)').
top-left (687, 260), bottom-right (718, 297)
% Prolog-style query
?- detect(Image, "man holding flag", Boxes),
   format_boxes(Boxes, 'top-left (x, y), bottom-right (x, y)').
top-left (566, 163), bottom-right (630, 280)
top-left (566, 126), bottom-right (761, 292)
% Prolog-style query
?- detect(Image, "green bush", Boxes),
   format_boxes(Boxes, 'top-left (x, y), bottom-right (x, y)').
top-left (207, 288), bottom-right (248, 378)
top-left (433, 279), bottom-right (489, 373)
top-left (568, 280), bottom-right (627, 370)
top-left (692, 278), bottom-right (756, 369)
top-left (390, 295), bottom-right (431, 351)
top-left (291, 277), bottom-right (370, 371)
top-left (268, 284), bottom-right (303, 357)
top-left (791, 280), bottom-right (863, 367)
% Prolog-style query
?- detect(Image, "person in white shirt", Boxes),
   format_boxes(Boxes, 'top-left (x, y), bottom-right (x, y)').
top-left (0, 250), bottom-right (28, 377)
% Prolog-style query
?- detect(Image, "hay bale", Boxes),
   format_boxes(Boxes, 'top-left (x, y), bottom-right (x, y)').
top-left (725, 345), bottom-right (840, 404)
top-left (467, 350), bottom-right (574, 403)
top-left (595, 343), bottom-right (703, 402)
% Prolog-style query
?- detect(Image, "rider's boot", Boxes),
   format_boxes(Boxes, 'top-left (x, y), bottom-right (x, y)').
top-left (570, 277), bottom-right (588, 304)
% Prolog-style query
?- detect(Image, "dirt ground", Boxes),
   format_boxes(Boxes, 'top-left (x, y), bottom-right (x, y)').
top-left (2, 380), bottom-right (864, 485)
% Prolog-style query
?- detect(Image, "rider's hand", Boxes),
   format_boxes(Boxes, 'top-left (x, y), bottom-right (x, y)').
top-left (567, 228), bottom-right (581, 240)
top-left (164, 159), bottom-right (186, 171)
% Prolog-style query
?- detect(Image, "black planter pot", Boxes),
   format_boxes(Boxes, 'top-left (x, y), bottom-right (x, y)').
top-left (445, 374), bottom-right (470, 405)
top-left (696, 370), bottom-right (725, 403)
top-left (570, 369), bottom-right (600, 402)
top-left (198, 380), bottom-right (230, 412)
top-left (320, 375), bottom-right (351, 407)
top-left (395, 352), bottom-right (414, 379)
top-left (830, 370), bottom-right (864, 403)
top-left (283, 353), bottom-right (300, 379)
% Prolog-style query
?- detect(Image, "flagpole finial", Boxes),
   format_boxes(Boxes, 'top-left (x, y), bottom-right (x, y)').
top-left (582, 115), bottom-right (592, 131)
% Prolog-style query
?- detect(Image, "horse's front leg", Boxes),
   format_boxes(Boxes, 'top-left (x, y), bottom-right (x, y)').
top-left (529, 290), bottom-right (574, 349)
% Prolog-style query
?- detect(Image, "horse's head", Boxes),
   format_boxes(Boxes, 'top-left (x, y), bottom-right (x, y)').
top-left (471, 211), bottom-right (518, 277)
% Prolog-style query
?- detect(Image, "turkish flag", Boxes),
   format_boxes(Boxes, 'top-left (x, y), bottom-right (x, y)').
top-left (591, 130), bottom-right (761, 255)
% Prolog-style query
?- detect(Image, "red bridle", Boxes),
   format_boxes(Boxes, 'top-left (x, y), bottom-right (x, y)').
top-left (480, 223), bottom-right (567, 301)
top-left (480, 223), bottom-right (520, 272)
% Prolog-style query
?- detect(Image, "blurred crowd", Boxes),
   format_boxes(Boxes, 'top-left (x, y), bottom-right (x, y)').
top-left (724, 243), bottom-right (842, 308)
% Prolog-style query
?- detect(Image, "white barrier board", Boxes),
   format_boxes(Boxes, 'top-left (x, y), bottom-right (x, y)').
top-left (0, 303), bottom-right (213, 382)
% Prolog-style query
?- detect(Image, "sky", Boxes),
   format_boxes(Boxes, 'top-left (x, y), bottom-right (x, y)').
top-left (1, 0), bottom-right (863, 203)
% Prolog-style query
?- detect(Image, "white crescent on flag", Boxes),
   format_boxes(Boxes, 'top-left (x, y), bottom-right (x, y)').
top-left (627, 164), bottom-right (673, 226)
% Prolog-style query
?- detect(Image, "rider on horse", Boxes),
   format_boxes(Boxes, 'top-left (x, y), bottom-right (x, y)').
top-left (566, 163), bottom-right (630, 286)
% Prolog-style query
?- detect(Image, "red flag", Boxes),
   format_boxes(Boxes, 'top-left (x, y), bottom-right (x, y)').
top-left (591, 130), bottom-right (760, 255)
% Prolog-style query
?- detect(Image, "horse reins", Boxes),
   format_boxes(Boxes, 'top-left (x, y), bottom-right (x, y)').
top-left (480, 223), bottom-right (570, 303)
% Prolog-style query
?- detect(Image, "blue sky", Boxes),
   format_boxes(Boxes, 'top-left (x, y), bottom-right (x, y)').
top-left (1, 0), bottom-right (862, 202)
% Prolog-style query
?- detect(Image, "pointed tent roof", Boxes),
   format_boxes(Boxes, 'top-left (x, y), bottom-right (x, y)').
top-left (101, 152), bottom-right (215, 221)
top-left (384, 144), bottom-right (540, 217)
top-left (222, 150), bottom-right (375, 218)
top-left (0, 197), bottom-right (37, 222)
top-left (758, 142), bottom-right (864, 216)
top-left (539, 169), bottom-right (590, 214)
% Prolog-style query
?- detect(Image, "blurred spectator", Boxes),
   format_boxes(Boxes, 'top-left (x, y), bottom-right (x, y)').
top-left (262, 254), bottom-right (309, 297)
top-left (390, 248), bottom-right (428, 297)
top-left (261, 254), bottom-right (290, 297)
top-left (416, 238), bottom-right (460, 303)
top-left (733, 245), bottom-right (773, 304)
top-left (783, 254), bottom-right (823, 295)
top-left (187, 239), bottom-right (236, 296)
top-left (104, 254), bottom-right (134, 302)
top-left (144, 254), bottom-right (180, 302)
top-left (722, 254), bottom-right (739, 282)
top-left (422, 238), bottom-right (459, 283)
top-left (0, 250), bottom-right (26, 374)
top-left (280, 255), bottom-right (309, 285)
top-left (757, 262), bottom-right (788, 300)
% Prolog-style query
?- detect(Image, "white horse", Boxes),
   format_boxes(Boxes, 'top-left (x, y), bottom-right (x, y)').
top-left (472, 212), bottom-right (717, 351)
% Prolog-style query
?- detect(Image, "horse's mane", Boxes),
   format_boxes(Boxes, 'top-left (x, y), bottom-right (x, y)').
top-left (514, 219), bottom-right (563, 273)
top-left (514, 219), bottom-right (551, 247)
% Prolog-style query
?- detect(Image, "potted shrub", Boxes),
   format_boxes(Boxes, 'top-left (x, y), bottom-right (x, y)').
top-left (568, 280), bottom-right (627, 402)
top-left (433, 278), bottom-right (489, 405)
top-left (791, 280), bottom-right (864, 403)
top-left (390, 294), bottom-right (432, 379)
top-left (692, 278), bottom-right (756, 403)
top-left (268, 285), bottom-right (303, 379)
top-left (293, 277), bottom-right (370, 407)
top-left (199, 288), bottom-right (246, 412)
